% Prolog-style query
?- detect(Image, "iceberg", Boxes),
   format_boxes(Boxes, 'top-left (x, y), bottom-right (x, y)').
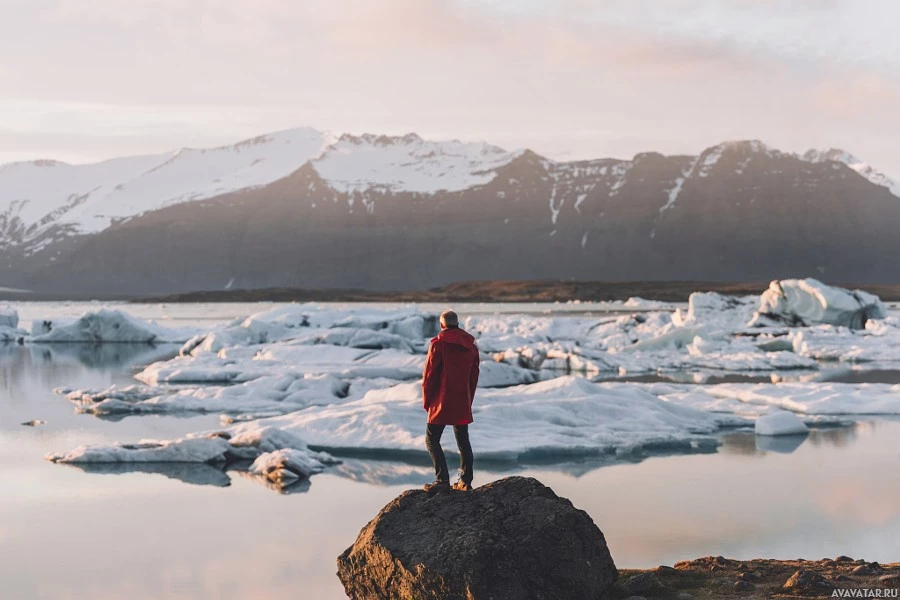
top-left (0, 304), bottom-right (17, 329)
top-left (622, 297), bottom-right (674, 310)
top-left (672, 292), bottom-right (759, 330)
top-left (0, 305), bottom-right (27, 342)
top-left (41, 286), bottom-right (900, 494)
top-left (754, 410), bottom-right (810, 436)
top-left (224, 377), bottom-right (741, 460)
top-left (48, 377), bottom-right (740, 491)
top-left (31, 309), bottom-right (197, 343)
top-left (180, 304), bottom-right (433, 356)
top-left (656, 381), bottom-right (900, 416)
top-left (749, 278), bottom-right (886, 330)
top-left (58, 373), bottom-right (349, 417)
top-left (46, 426), bottom-right (341, 490)
top-left (250, 448), bottom-right (340, 483)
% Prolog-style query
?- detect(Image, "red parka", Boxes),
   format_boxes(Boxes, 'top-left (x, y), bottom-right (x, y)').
top-left (422, 326), bottom-right (480, 425)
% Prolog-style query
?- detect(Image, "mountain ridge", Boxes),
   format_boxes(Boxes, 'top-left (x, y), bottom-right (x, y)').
top-left (3, 128), bottom-right (897, 253)
top-left (3, 127), bottom-right (900, 295)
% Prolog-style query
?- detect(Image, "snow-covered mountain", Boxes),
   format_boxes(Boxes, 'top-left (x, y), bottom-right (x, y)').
top-left (0, 128), bottom-right (523, 251)
top-left (2, 129), bottom-right (900, 295)
top-left (802, 148), bottom-right (900, 198)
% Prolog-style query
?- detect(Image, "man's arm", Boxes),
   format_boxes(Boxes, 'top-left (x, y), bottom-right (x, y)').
top-left (422, 341), bottom-right (443, 409)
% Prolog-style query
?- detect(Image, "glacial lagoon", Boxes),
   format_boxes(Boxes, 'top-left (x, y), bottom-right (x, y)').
top-left (1, 302), bottom-right (899, 599)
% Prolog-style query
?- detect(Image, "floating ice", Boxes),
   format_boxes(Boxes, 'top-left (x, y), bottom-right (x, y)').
top-left (30, 309), bottom-right (197, 343)
top-left (672, 292), bottom-right (758, 330)
top-left (622, 297), bottom-right (674, 310)
top-left (0, 305), bottom-right (26, 342)
top-left (755, 410), bottom-right (810, 436)
top-left (42, 282), bottom-right (900, 495)
top-left (47, 435), bottom-right (233, 464)
top-left (225, 377), bottom-right (741, 460)
top-left (0, 305), bottom-right (17, 329)
top-left (749, 278), bottom-right (886, 330)
top-left (656, 382), bottom-right (900, 416)
top-left (46, 426), bottom-right (341, 489)
top-left (250, 448), bottom-right (340, 483)
top-left (58, 373), bottom-right (349, 417)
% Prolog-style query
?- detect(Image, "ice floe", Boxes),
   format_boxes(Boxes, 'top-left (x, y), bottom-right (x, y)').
top-left (223, 377), bottom-right (742, 460)
top-left (749, 278), bottom-right (886, 329)
top-left (755, 410), bottom-right (810, 436)
top-left (655, 382), bottom-right (900, 416)
top-left (30, 309), bottom-right (197, 343)
top-left (0, 305), bottom-right (27, 342)
top-left (46, 426), bottom-right (340, 491)
top-left (37, 280), bottom-right (900, 493)
top-left (57, 373), bottom-right (350, 417)
top-left (48, 377), bottom-right (739, 476)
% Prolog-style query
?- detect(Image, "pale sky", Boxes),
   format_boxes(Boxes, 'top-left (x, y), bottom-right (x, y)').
top-left (1, 0), bottom-right (898, 174)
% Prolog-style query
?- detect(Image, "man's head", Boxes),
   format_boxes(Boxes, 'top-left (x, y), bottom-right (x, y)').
top-left (439, 309), bottom-right (459, 330)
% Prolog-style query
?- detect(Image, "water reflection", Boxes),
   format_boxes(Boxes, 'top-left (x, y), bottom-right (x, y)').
top-left (231, 470), bottom-right (313, 495)
top-left (755, 433), bottom-right (808, 454)
top-left (816, 368), bottom-right (900, 384)
top-left (34, 343), bottom-right (180, 370)
top-left (58, 462), bottom-right (233, 488)
top-left (0, 343), bottom-right (178, 396)
top-left (2, 305), bottom-right (900, 599)
top-left (45, 441), bottom-right (731, 494)
top-left (55, 461), bottom-right (327, 495)
top-left (719, 423), bottom-right (867, 457)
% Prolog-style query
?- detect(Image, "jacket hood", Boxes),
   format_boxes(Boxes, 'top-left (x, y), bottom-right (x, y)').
top-left (433, 327), bottom-right (477, 348)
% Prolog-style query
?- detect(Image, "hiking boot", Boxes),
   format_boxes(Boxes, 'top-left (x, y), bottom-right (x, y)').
top-left (452, 480), bottom-right (472, 492)
top-left (423, 480), bottom-right (451, 494)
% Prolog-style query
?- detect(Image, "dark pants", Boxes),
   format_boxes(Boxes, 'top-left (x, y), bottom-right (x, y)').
top-left (425, 423), bottom-right (474, 484)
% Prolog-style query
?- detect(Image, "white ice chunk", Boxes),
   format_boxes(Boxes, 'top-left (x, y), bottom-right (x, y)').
top-left (47, 426), bottom-right (340, 486)
top-left (59, 373), bottom-right (348, 417)
top-left (0, 304), bottom-right (27, 342)
top-left (657, 381), bottom-right (900, 415)
top-left (30, 309), bottom-right (196, 343)
top-left (749, 278), bottom-right (886, 330)
top-left (47, 435), bottom-right (232, 464)
top-left (180, 304), bottom-right (433, 356)
top-left (0, 304), bottom-right (17, 329)
top-left (226, 376), bottom-right (733, 460)
top-left (623, 297), bottom-right (674, 310)
top-left (250, 448), bottom-right (339, 483)
top-left (672, 292), bottom-right (758, 330)
top-left (755, 410), bottom-right (810, 436)
top-left (477, 360), bottom-right (539, 387)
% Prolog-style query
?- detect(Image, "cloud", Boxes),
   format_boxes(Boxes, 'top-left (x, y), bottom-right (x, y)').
top-left (0, 0), bottom-right (897, 175)
top-left (812, 73), bottom-right (900, 118)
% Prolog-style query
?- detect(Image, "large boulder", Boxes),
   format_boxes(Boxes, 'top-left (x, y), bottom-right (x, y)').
top-left (748, 278), bottom-right (886, 330)
top-left (337, 476), bottom-right (617, 600)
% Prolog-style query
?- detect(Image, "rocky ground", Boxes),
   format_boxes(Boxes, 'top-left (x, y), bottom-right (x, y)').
top-left (616, 555), bottom-right (900, 599)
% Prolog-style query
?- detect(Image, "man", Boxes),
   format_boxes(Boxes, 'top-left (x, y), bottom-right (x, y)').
top-left (422, 309), bottom-right (480, 493)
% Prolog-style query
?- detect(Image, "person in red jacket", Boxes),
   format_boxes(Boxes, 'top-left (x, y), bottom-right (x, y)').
top-left (422, 309), bottom-right (480, 493)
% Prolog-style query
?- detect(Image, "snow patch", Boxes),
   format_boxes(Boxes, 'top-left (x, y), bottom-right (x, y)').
top-left (311, 133), bottom-right (519, 193)
top-left (803, 148), bottom-right (900, 198)
top-left (1, 128), bottom-right (335, 246)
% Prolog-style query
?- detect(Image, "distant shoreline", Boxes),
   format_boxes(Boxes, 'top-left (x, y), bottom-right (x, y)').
top-left (5, 280), bottom-right (900, 304)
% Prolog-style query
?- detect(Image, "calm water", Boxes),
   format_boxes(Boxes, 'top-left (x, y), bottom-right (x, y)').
top-left (1, 304), bottom-right (899, 600)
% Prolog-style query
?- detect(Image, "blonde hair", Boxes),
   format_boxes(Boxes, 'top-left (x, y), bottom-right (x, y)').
top-left (440, 309), bottom-right (459, 327)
